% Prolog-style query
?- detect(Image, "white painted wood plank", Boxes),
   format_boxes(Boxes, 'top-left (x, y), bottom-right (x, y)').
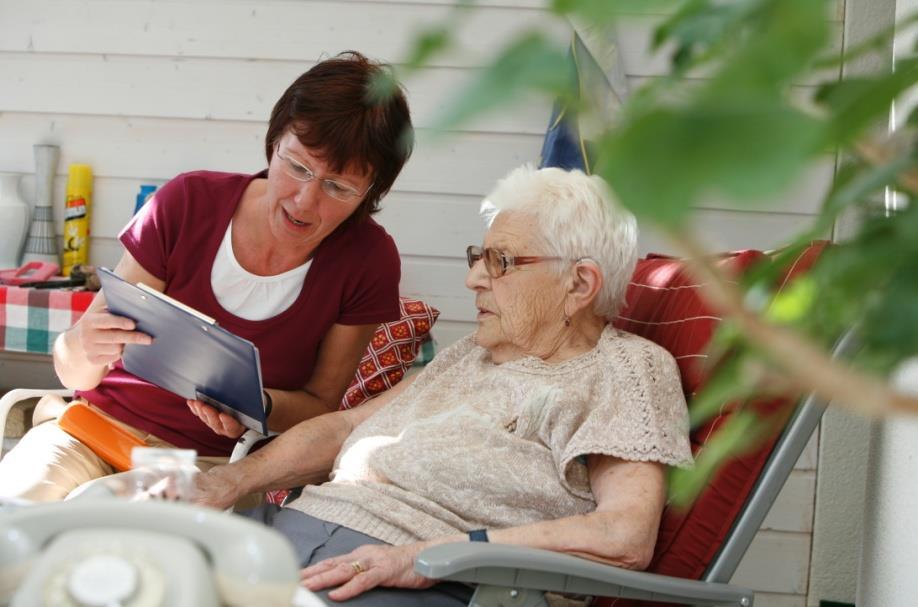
top-left (639, 209), bottom-right (828, 256)
top-left (761, 471), bottom-right (816, 533)
top-left (731, 531), bottom-right (810, 594)
top-left (0, 0), bottom-right (567, 69)
top-left (795, 430), bottom-right (819, 471)
top-left (430, 319), bottom-right (476, 350)
top-left (88, 237), bottom-right (124, 270)
top-left (695, 158), bottom-right (835, 217)
top-left (613, 16), bottom-right (843, 85)
top-left (400, 256), bottom-right (476, 322)
top-left (0, 52), bottom-right (836, 200)
top-left (356, 0), bottom-right (844, 21)
top-left (0, 53), bottom-right (553, 135)
top-left (355, 0), bottom-right (548, 7)
top-left (0, 2), bottom-right (839, 80)
top-left (0, 113), bottom-right (544, 197)
top-left (750, 593), bottom-right (807, 607)
top-left (376, 192), bottom-right (486, 258)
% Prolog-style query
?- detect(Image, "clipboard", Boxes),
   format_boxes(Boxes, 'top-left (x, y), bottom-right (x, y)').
top-left (97, 267), bottom-right (267, 435)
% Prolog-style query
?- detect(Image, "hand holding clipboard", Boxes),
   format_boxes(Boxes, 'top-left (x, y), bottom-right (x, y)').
top-left (97, 268), bottom-right (268, 435)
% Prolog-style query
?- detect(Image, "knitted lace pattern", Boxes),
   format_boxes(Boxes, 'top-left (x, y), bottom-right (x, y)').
top-left (287, 326), bottom-right (693, 545)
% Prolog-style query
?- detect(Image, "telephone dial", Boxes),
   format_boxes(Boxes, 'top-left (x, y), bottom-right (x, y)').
top-left (0, 499), bottom-right (325, 606)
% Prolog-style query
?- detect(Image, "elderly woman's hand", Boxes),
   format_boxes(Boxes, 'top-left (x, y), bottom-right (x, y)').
top-left (300, 542), bottom-right (436, 601)
top-left (186, 399), bottom-right (246, 438)
top-left (188, 465), bottom-right (242, 510)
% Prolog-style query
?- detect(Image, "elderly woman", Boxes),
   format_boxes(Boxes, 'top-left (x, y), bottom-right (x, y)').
top-left (0, 51), bottom-right (413, 502)
top-left (194, 165), bottom-right (692, 606)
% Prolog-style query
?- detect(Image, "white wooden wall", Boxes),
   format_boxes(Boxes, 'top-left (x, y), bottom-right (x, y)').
top-left (0, 1), bottom-right (844, 605)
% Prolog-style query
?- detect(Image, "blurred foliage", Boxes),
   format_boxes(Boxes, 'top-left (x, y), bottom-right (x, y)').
top-left (400, 0), bottom-right (918, 504)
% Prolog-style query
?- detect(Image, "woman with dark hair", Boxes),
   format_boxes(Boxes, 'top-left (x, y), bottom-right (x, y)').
top-left (0, 51), bottom-right (414, 502)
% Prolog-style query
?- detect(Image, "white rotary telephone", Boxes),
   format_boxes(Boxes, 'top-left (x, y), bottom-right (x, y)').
top-left (0, 499), bottom-right (324, 607)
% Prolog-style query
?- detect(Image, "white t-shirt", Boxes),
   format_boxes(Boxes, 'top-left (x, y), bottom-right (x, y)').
top-left (210, 221), bottom-right (312, 321)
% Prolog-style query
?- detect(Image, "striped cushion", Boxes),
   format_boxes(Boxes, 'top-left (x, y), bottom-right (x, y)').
top-left (614, 250), bottom-right (765, 396)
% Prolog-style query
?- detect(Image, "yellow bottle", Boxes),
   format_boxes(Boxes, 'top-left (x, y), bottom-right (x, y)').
top-left (62, 164), bottom-right (93, 276)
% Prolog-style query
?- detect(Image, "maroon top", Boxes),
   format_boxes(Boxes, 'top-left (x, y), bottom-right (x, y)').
top-left (77, 171), bottom-right (401, 455)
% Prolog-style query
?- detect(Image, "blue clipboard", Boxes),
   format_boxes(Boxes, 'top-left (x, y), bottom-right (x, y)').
top-left (97, 267), bottom-right (267, 435)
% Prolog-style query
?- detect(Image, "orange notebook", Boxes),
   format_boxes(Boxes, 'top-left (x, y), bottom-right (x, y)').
top-left (58, 403), bottom-right (148, 471)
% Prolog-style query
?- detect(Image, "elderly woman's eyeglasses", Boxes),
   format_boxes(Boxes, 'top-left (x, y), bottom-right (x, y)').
top-left (466, 245), bottom-right (565, 279)
top-left (274, 144), bottom-right (370, 203)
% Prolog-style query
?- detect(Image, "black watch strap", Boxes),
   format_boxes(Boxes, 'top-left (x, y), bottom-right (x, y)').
top-left (468, 529), bottom-right (489, 542)
top-left (263, 389), bottom-right (273, 418)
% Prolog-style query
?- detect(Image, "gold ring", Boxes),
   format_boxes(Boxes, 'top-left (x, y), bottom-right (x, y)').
top-left (350, 561), bottom-right (365, 575)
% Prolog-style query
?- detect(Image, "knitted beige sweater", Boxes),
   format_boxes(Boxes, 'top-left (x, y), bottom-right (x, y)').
top-left (287, 326), bottom-right (693, 545)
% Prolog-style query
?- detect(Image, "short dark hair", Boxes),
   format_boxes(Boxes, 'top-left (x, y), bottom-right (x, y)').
top-left (265, 51), bottom-right (413, 222)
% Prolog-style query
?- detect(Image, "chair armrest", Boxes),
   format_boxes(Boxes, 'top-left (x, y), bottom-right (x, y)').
top-left (1, 389), bottom-right (74, 457)
top-left (415, 543), bottom-right (754, 607)
top-left (229, 429), bottom-right (267, 463)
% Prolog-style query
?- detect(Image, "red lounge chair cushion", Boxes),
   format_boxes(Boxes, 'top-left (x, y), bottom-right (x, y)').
top-left (599, 242), bottom-right (826, 607)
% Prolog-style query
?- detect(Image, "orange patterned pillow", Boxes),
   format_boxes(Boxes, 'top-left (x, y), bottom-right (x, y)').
top-left (339, 297), bottom-right (439, 410)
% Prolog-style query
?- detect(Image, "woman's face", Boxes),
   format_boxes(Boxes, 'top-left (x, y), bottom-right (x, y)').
top-left (264, 132), bottom-right (372, 255)
top-left (465, 211), bottom-right (568, 362)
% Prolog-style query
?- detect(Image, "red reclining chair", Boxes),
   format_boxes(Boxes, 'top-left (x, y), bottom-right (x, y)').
top-left (417, 241), bottom-right (844, 607)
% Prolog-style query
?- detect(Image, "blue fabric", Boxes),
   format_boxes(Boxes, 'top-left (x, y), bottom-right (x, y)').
top-left (539, 100), bottom-right (589, 172)
top-left (539, 29), bottom-right (629, 174)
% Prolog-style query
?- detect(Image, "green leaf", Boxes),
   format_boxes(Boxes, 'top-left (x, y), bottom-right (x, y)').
top-left (365, 71), bottom-right (399, 105)
top-left (739, 241), bottom-right (809, 295)
top-left (654, 0), bottom-right (754, 58)
top-left (813, 11), bottom-right (918, 69)
top-left (816, 58), bottom-right (918, 145)
top-left (403, 26), bottom-right (453, 71)
top-left (908, 105), bottom-right (918, 127)
top-left (669, 410), bottom-right (761, 506)
top-left (595, 102), bottom-right (823, 224)
top-left (688, 354), bottom-right (757, 427)
top-left (819, 154), bottom-right (915, 221)
top-left (766, 276), bottom-right (817, 323)
top-left (432, 32), bottom-right (572, 131)
top-left (551, 0), bottom-right (679, 23)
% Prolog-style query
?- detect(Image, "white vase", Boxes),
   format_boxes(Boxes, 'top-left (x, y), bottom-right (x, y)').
top-left (0, 173), bottom-right (31, 269)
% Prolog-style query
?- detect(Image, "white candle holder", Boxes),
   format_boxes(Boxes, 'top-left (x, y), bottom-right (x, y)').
top-left (22, 144), bottom-right (61, 264)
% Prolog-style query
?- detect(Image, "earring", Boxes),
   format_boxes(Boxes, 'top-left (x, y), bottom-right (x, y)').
top-left (564, 315), bottom-right (571, 327)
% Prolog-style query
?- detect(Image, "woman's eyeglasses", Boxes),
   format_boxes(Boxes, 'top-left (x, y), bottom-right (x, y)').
top-left (274, 144), bottom-right (370, 203)
top-left (466, 245), bottom-right (564, 279)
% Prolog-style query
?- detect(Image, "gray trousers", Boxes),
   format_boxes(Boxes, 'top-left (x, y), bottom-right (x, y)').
top-left (244, 505), bottom-right (473, 607)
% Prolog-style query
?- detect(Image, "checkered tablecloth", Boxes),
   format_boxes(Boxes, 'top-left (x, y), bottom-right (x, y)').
top-left (0, 287), bottom-right (95, 354)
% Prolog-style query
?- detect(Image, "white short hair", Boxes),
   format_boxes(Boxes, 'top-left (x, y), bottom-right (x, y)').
top-left (480, 165), bottom-right (638, 319)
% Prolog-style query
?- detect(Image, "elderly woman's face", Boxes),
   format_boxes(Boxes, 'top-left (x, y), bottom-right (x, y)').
top-left (466, 212), bottom-right (568, 362)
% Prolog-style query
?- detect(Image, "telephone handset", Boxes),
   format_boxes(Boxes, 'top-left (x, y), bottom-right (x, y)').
top-left (0, 499), bottom-right (318, 607)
